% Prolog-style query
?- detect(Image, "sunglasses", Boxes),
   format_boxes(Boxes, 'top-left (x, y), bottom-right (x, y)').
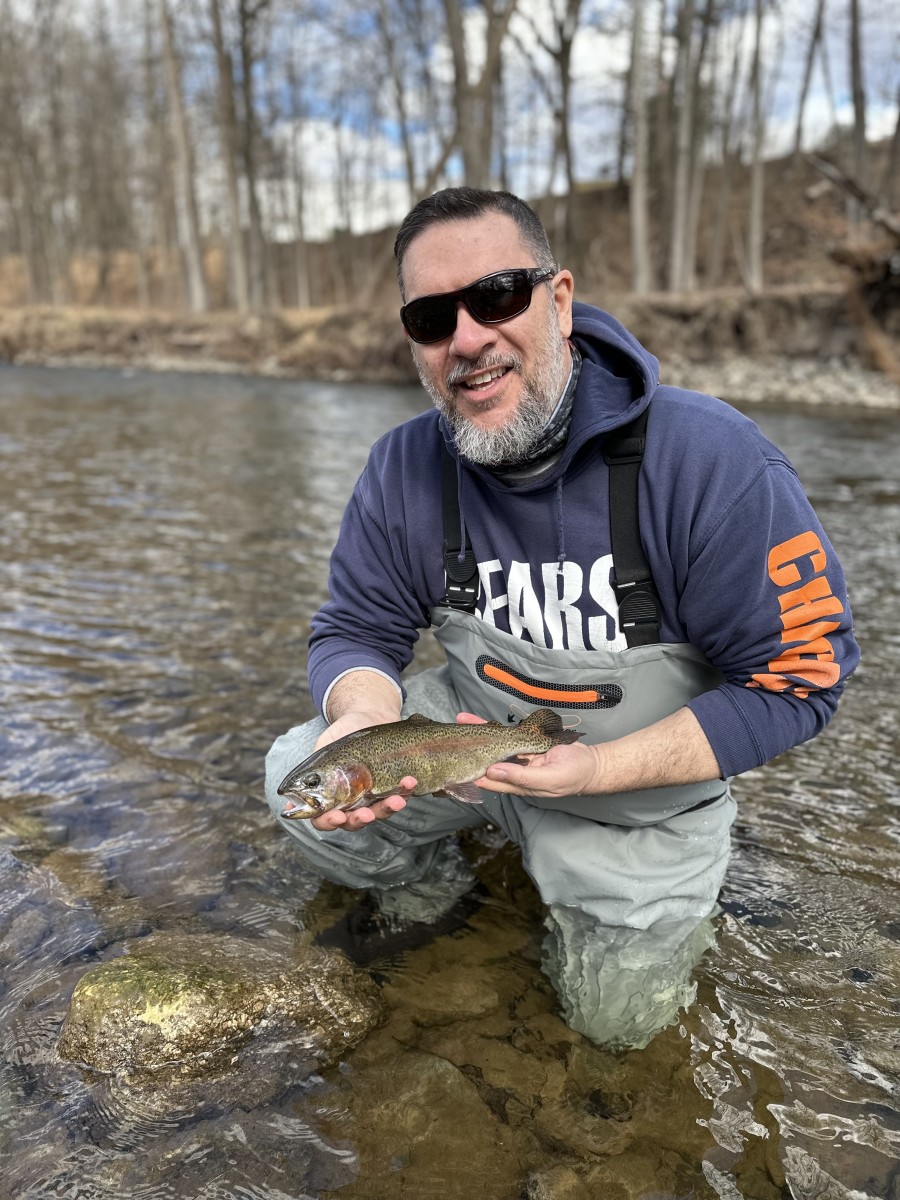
top-left (400, 266), bottom-right (556, 344)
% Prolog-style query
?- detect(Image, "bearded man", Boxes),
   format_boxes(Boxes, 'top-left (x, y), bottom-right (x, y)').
top-left (264, 187), bottom-right (858, 1048)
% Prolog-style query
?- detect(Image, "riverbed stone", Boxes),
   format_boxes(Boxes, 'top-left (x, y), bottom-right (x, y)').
top-left (529, 1147), bottom-right (717, 1200)
top-left (57, 931), bottom-right (385, 1079)
top-left (315, 1049), bottom-right (539, 1200)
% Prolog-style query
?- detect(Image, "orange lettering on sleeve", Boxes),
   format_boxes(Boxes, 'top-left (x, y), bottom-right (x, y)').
top-left (751, 531), bottom-right (844, 697)
top-left (767, 532), bottom-right (826, 586)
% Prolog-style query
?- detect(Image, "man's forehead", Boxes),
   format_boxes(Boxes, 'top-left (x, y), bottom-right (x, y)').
top-left (402, 213), bottom-right (534, 297)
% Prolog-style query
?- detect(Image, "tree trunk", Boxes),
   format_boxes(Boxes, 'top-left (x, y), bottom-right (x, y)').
top-left (882, 84), bottom-right (900, 209)
top-left (238, 0), bottom-right (270, 308)
top-left (159, 0), bottom-right (208, 312)
top-left (708, 11), bottom-right (745, 286)
top-left (848, 0), bottom-right (867, 230)
top-left (629, 0), bottom-right (652, 293)
top-left (681, 0), bottom-right (715, 290)
top-left (746, 0), bottom-right (765, 293)
top-left (376, 0), bottom-right (417, 206)
top-left (554, 0), bottom-right (583, 265)
top-left (668, 0), bottom-right (696, 291)
top-left (210, 0), bottom-right (250, 310)
top-left (443, 0), bottom-right (519, 187)
top-left (792, 0), bottom-right (826, 157)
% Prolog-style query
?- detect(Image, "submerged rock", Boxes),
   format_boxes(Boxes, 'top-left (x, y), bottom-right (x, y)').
top-left (57, 931), bottom-right (385, 1080)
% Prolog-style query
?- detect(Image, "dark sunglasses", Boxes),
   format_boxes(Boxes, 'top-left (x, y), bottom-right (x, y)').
top-left (400, 266), bottom-right (557, 344)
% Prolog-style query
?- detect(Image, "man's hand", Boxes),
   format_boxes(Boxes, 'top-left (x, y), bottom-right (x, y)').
top-left (457, 707), bottom-right (722, 798)
top-left (312, 671), bottom-right (412, 832)
top-left (455, 711), bottom-right (599, 798)
top-left (310, 776), bottom-right (414, 832)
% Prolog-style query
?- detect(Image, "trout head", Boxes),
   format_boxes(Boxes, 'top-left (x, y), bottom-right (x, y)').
top-left (277, 760), bottom-right (373, 819)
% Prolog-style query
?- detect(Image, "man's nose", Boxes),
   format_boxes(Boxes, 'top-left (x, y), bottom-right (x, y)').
top-left (448, 302), bottom-right (498, 358)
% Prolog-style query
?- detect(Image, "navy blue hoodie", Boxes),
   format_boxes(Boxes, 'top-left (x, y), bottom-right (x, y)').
top-left (308, 302), bottom-right (859, 778)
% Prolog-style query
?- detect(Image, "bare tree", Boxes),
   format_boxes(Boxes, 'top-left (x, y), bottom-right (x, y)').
top-left (882, 84), bottom-right (900, 210)
top-left (210, 0), bottom-right (250, 310)
top-left (668, 0), bottom-right (696, 291)
top-left (848, 0), bottom-right (867, 229)
top-left (233, 0), bottom-right (273, 307)
top-left (680, 0), bottom-right (716, 290)
top-left (629, 0), bottom-right (653, 292)
top-left (510, 0), bottom-right (584, 263)
top-left (707, 5), bottom-right (747, 286)
top-left (746, 0), bottom-right (766, 293)
top-left (160, 0), bottom-right (209, 311)
top-left (443, 0), bottom-right (519, 187)
top-left (792, 0), bottom-right (826, 157)
top-left (375, 0), bottom-right (418, 207)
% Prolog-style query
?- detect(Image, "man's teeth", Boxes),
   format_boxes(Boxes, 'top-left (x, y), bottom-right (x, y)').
top-left (465, 367), bottom-right (507, 388)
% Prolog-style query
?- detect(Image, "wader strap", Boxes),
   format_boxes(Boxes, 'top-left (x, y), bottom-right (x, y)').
top-left (603, 405), bottom-right (662, 647)
top-left (440, 441), bottom-right (479, 611)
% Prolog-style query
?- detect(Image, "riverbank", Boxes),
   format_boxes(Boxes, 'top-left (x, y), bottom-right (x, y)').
top-left (1, 290), bottom-right (898, 410)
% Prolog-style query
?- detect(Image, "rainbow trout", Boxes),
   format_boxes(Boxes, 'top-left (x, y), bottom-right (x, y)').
top-left (277, 708), bottom-right (581, 819)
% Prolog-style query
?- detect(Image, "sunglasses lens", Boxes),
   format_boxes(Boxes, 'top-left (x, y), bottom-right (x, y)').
top-left (402, 296), bottom-right (456, 344)
top-left (467, 272), bottom-right (532, 323)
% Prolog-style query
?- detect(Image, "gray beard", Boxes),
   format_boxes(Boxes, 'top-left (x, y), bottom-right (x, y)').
top-left (439, 383), bottom-right (552, 466)
top-left (416, 317), bottom-right (570, 468)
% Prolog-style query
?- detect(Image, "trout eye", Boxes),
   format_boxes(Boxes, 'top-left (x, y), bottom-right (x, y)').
top-left (303, 772), bottom-right (321, 789)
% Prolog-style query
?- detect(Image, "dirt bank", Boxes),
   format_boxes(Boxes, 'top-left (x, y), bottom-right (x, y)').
top-left (1, 287), bottom-right (898, 410)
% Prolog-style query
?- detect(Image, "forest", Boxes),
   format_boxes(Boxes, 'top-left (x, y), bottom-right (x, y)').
top-left (0, 0), bottom-right (897, 317)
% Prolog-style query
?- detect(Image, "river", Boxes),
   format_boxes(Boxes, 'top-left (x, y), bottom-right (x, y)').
top-left (0, 365), bottom-right (898, 1199)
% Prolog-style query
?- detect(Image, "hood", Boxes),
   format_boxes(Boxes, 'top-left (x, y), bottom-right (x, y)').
top-left (571, 300), bottom-right (659, 407)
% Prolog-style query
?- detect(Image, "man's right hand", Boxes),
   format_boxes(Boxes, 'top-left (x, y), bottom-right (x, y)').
top-left (311, 672), bottom-right (411, 832)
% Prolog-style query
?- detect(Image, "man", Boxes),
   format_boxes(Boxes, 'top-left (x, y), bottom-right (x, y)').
top-left (265, 187), bottom-right (859, 1048)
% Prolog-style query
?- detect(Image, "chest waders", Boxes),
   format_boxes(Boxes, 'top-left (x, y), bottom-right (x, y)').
top-left (435, 404), bottom-right (729, 826)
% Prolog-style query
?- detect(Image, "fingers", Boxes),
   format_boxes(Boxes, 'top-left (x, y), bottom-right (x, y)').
top-left (455, 712), bottom-right (488, 725)
top-left (474, 763), bottom-right (528, 795)
top-left (310, 778), bottom-right (415, 832)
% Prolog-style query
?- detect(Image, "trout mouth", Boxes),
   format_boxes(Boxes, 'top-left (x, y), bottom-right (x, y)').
top-left (280, 795), bottom-right (322, 820)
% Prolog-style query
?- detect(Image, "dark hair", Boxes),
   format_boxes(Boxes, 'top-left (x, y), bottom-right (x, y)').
top-left (393, 187), bottom-right (556, 297)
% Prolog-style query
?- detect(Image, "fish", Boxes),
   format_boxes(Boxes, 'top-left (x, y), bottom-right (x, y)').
top-left (277, 708), bottom-right (582, 819)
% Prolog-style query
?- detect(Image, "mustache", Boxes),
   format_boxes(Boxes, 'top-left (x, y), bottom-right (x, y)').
top-left (445, 353), bottom-right (522, 390)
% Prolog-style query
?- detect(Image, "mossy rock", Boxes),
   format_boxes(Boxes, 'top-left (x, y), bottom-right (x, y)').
top-left (58, 932), bottom-right (385, 1080)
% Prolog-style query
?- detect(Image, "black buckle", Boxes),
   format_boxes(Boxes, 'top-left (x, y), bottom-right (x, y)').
top-left (613, 577), bottom-right (661, 630)
top-left (443, 548), bottom-right (479, 611)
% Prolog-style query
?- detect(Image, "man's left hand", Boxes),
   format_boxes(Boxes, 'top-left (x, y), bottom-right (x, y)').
top-left (455, 712), bottom-right (601, 799)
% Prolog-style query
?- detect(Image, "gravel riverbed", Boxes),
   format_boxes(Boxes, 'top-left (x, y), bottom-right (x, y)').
top-left (665, 354), bottom-right (900, 411)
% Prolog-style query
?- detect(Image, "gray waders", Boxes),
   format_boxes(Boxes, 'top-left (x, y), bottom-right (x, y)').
top-left (265, 610), bottom-right (736, 1050)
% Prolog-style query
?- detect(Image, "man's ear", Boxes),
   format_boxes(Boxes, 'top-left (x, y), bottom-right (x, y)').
top-left (553, 270), bottom-right (575, 338)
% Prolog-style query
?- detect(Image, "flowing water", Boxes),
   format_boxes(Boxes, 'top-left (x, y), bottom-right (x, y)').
top-left (0, 364), bottom-right (897, 1199)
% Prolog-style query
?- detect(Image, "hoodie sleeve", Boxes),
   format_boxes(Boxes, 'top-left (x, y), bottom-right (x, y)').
top-left (678, 454), bottom-right (859, 777)
top-left (307, 461), bottom-right (431, 715)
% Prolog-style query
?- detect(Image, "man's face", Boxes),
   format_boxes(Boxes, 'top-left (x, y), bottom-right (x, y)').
top-left (400, 213), bottom-right (574, 465)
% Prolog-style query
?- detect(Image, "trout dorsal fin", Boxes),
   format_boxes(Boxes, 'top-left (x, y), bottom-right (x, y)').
top-left (520, 707), bottom-right (582, 744)
top-left (403, 712), bottom-right (438, 726)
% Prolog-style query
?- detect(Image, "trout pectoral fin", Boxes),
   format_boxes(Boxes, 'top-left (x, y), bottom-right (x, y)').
top-left (433, 782), bottom-right (484, 805)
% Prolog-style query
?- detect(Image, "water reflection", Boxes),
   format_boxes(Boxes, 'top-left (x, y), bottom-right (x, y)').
top-left (0, 366), bottom-right (898, 1197)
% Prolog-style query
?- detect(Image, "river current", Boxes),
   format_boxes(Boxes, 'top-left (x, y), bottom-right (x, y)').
top-left (0, 365), bottom-right (898, 1199)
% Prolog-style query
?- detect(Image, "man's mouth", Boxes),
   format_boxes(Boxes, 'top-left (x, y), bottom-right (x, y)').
top-left (455, 365), bottom-right (511, 394)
